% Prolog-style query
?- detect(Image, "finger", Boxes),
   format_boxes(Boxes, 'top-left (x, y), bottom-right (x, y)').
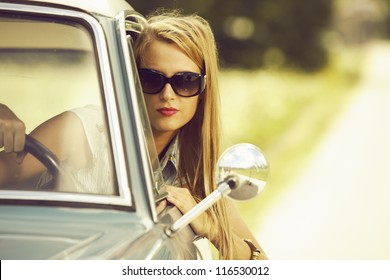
top-left (166, 194), bottom-right (182, 210)
top-left (166, 185), bottom-right (192, 198)
top-left (166, 193), bottom-right (210, 237)
top-left (166, 186), bottom-right (190, 202)
top-left (166, 191), bottom-right (197, 215)
top-left (0, 130), bottom-right (3, 148)
top-left (156, 199), bottom-right (168, 215)
top-left (166, 194), bottom-right (191, 215)
top-left (16, 151), bottom-right (27, 164)
top-left (13, 130), bottom-right (26, 152)
top-left (3, 130), bottom-right (14, 152)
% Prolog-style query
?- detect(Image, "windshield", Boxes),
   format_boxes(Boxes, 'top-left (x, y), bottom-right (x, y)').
top-left (0, 14), bottom-right (118, 199)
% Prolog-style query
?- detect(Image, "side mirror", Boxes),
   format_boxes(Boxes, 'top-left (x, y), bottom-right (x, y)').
top-left (165, 143), bottom-right (269, 236)
top-left (217, 143), bottom-right (269, 201)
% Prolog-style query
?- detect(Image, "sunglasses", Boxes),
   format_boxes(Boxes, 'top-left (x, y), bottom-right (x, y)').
top-left (138, 68), bottom-right (206, 97)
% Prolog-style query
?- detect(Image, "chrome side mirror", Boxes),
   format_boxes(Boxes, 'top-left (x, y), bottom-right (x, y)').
top-left (217, 143), bottom-right (269, 201)
top-left (165, 143), bottom-right (269, 236)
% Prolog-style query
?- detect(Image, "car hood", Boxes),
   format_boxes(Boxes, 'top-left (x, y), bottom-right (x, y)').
top-left (0, 205), bottom-right (149, 259)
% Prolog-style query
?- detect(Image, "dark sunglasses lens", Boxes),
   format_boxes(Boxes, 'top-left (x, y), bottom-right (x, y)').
top-left (172, 73), bottom-right (201, 97)
top-left (139, 70), bottom-right (164, 94)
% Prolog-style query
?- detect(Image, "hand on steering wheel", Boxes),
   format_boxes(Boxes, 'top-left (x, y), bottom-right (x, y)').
top-left (24, 134), bottom-right (66, 189)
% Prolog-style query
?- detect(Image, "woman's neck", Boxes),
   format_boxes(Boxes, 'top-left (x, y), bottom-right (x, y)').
top-left (153, 130), bottom-right (177, 156)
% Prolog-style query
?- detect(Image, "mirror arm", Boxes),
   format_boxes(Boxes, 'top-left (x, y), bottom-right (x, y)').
top-left (165, 176), bottom-right (238, 237)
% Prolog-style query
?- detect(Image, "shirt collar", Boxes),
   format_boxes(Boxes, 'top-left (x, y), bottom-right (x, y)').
top-left (159, 134), bottom-right (179, 185)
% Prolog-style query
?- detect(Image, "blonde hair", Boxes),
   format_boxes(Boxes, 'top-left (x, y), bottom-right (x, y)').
top-left (134, 10), bottom-right (234, 260)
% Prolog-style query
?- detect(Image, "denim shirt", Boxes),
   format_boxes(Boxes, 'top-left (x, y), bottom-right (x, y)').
top-left (159, 135), bottom-right (180, 186)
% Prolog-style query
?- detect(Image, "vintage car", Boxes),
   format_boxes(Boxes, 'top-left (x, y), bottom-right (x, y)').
top-left (0, 0), bottom-right (269, 259)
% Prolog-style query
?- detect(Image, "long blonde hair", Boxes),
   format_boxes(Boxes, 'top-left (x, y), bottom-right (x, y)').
top-left (134, 10), bottom-right (234, 259)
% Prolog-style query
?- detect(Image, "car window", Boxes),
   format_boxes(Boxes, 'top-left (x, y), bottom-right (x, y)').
top-left (0, 14), bottom-right (118, 197)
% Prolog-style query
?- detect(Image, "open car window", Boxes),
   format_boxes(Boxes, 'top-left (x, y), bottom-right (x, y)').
top-left (0, 11), bottom-right (127, 206)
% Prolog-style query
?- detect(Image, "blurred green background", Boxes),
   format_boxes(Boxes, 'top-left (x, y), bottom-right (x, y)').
top-left (130, 0), bottom-right (390, 259)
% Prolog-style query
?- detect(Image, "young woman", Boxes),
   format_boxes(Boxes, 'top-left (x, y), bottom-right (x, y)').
top-left (0, 11), bottom-right (267, 260)
top-left (136, 10), bottom-right (266, 260)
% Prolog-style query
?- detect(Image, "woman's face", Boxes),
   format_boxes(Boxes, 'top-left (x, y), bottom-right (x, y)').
top-left (139, 40), bottom-right (201, 138)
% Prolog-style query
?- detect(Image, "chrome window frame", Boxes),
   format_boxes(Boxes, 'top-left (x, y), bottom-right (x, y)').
top-left (0, 2), bottom-right (133, 208)
top-left (115, 10), bottom-right (159, 220)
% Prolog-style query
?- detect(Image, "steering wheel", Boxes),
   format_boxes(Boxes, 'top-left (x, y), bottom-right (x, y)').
top-left (24, 134), bottom-right (63, 189)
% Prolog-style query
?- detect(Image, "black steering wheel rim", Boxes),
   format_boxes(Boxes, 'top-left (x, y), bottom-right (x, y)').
top-left (24, 134), bottom-right (62, 188)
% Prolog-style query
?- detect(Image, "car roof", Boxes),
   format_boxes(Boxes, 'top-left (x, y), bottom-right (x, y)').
top-left (19, 0), bottom-right (134, 17)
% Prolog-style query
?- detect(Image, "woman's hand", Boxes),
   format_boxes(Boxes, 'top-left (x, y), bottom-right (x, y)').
top-left (165, 185), bottom-right (217, 241)
top-left (0, 104), bottom-right (26, 163)
top-left (156, 198), bottom-right (168, 215)
top-left (165, 185), bottom-right (268, 260)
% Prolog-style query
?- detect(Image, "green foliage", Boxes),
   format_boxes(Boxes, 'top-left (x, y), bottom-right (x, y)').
top-left (129, 0), bottom-right (333, 71)
top-left (219, 46), bottom-right (363, 227)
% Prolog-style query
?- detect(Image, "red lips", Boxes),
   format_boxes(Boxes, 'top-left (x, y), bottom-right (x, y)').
top-left (157, 107), bottom-right (178, 116)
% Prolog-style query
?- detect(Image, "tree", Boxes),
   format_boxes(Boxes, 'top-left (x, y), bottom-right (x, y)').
top-left (129, 0), bottom-right (333, 71)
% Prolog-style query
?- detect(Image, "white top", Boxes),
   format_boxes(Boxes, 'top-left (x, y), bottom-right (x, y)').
top-left (67, 105), bottom-right (114, 194)
top-left (38, 105), bottom-right (115, 195)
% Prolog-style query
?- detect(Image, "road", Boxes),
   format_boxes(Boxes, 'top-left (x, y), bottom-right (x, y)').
top-left (257, 42), bottom-right (390, 259)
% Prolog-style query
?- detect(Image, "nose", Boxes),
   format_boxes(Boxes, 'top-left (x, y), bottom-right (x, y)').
top-left (160, 82), bottom-right (176, 100)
